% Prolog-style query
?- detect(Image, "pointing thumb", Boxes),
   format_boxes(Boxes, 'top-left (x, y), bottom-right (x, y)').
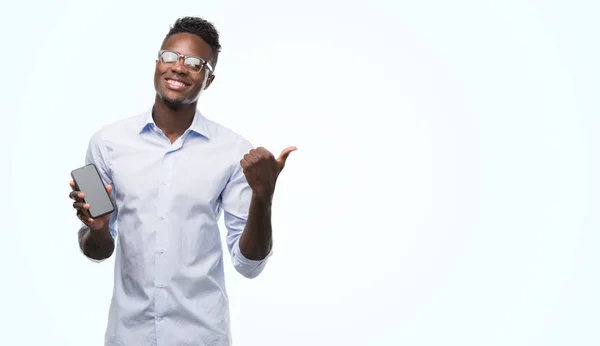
top-left (276, 146), bottom-right (297, 169)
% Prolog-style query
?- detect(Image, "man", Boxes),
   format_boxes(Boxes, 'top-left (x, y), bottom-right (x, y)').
top-left (68, 16), bottom-right (295, 345)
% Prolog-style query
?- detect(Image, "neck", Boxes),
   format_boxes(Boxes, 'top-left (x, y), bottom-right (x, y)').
top-left (152, 95), bottom-right (197, 138)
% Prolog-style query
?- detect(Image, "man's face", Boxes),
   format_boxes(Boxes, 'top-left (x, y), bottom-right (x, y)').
top-left (154, 32), bottom-right (215, 109)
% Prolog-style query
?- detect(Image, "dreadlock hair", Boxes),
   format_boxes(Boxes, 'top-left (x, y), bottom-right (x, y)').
top-left (164, 16), bottom-right (222, 67)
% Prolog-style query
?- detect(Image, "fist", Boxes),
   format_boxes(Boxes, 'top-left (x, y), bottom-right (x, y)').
top-left (240, 146), bottom-right (296, 196)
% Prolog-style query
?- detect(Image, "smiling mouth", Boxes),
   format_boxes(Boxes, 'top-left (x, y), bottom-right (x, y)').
top-left (165, 79), bottom-right (190, 90)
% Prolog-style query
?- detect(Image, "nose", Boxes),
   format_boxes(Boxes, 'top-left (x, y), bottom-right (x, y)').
top-left (170, 57), bottom-right (187, 74)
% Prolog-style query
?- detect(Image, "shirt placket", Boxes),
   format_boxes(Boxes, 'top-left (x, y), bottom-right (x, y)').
top-left (154, 139), bottom-right (178, 344)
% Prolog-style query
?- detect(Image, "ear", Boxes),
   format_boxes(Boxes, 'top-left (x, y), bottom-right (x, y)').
top-left (203, 74), bottom-right (216, 90)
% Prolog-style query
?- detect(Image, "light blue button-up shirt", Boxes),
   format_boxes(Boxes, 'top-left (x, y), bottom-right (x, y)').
top-left (78, 108), bottom-right (271, 346)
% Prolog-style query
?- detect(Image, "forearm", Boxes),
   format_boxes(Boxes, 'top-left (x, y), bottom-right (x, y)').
top-left (238, 193), bottom-right (273, 260)
top-left (78, 225), bottom-right (115, 260)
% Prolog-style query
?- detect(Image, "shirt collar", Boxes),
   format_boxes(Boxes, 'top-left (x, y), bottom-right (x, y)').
top-left (138, 107), bottom-right (211, 139)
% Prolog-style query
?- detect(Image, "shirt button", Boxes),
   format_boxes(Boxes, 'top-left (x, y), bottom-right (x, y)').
top-left (161, 216), bottom-right (168, 220)
top-left (159, 249), bottom-right (164, 254)
top-left (155, 316), bottom-right (161, 321)
top-left (157, 284), bottom-right (165, 288)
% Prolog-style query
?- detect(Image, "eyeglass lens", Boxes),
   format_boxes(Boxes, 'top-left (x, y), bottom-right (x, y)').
top-left (160, 51), bottom-right (204, 72)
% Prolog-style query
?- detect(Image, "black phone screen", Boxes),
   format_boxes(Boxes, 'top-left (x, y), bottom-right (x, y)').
top-left (71, 163), bottom-right (115, 219)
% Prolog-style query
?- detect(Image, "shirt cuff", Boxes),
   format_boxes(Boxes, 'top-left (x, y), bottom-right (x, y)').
top-left (77, 223), bottom-right (117, 239)
top-left (232, 240), bottom-right (273, 278)
top-left (234, 240), bottom-right (273, 265)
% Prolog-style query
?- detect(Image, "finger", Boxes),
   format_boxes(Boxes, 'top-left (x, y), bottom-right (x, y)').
top-left (243, 154), bottom-right (255, 165)
top-left (276, 146), bottom-right (297, 168)
top-left (246, 152), bottom-right (260, 164)
top-left (70, 180), bottom-right (81, 192)
top-left (105, 184), bottom-right (113, 195)
top-left (77, 210), bottom-right (92, 224)
top-left (69, 190), bottom-right (84, 200)
top-left (73, 201), bottom-right (90, 210)
top-left (257, 147), bottom-right (275, 160)
top-left (251, 149), bottom-right (265, 162)
top-left (256, 146), bottom-right (270, 155)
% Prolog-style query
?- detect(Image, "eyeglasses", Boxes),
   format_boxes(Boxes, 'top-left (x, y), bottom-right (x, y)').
top-left (158, 50), bottom-right (213, 73)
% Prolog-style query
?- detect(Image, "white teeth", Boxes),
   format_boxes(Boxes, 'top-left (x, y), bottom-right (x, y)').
top-left (167, 80), bottom-right (186, 88)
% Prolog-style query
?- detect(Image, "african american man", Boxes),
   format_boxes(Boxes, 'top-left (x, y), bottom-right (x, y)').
top-left (68, 16), bottom-right (295, 346)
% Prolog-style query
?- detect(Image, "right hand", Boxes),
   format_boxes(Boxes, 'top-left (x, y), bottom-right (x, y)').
top-left (69, 180), bottom-right (114, 231)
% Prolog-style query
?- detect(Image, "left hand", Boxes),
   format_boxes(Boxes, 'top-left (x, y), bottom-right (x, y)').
top-left (241, 146), bottom-right (297, 197)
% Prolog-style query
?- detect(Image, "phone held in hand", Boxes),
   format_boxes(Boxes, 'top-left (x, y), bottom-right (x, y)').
top-left (71, 163), bottom-right (115, 219)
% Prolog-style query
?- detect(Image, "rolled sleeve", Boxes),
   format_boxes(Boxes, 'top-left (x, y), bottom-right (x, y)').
top-left (231, 238), bottom-right (272, 279)
top-left (221, 137), bottom-right (272, 279)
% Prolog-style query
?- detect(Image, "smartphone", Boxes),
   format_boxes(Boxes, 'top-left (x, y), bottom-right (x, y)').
top-left (70, 163), bottom-right (115, 219)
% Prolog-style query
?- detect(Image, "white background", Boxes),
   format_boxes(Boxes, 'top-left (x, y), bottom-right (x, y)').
top-left (1, 1), bottom-right (598, 345)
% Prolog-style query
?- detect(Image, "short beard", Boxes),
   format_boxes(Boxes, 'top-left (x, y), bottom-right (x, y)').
top-left (160, 95), bottom-right (184, 110)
